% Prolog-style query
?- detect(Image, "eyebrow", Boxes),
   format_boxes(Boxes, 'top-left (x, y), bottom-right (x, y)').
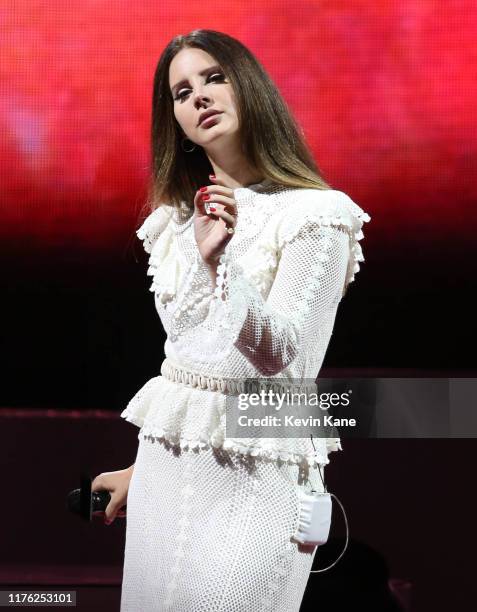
top-left (171, 64), bottom-right (223, 95)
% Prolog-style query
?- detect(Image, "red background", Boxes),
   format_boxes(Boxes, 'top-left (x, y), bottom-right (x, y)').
top-left (1, 1), bottom-right (476, 252)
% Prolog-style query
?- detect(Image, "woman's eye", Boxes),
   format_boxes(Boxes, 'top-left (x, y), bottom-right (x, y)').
top-left (175, 73), bottom-right (226, 101)
top-left (209, 72), bottom-right (225, 82)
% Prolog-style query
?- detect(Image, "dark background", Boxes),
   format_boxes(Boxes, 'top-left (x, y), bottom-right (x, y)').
top-left (2, 227), bottom-right (476, 611)
top-left (3, 229), bottom-right (475, 411)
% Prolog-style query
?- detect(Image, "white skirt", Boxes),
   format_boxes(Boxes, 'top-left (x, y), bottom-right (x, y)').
top-left (120, 433), bottom-right (326, 612)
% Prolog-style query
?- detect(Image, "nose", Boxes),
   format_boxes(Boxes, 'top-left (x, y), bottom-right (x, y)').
top-left (194, 92), bottom-right (212, 109)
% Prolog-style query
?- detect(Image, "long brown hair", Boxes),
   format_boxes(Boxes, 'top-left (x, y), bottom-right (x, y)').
top-left (144, 29), bottom-right (333, 217)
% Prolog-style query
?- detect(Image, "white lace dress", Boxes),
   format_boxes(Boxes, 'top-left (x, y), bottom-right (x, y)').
top-left (119, 180), bottom-right (371, 611)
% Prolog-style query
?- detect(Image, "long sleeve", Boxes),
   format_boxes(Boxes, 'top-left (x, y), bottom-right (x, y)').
top-left (211, 194), bottom-right (371, 376)
top-left (212, 225), bottom-right (347, 375)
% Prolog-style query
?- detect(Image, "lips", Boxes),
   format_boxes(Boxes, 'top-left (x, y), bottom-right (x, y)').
top-left (198, 110), bottom-right (222, 126)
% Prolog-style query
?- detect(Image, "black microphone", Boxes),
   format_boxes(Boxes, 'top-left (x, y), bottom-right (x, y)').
top-left (66, 472), bottom-right (123, 521)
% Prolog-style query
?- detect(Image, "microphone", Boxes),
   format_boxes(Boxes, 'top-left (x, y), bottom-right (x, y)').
top-left (66, 472), bottom-right (125, 521)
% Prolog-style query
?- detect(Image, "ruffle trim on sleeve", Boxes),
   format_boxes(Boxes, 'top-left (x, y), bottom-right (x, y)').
top-left (278, 189), bottom-right (371, 297)
top-left (211, 201), bottom-right (358, 365)
top-left (136, 205), bottom-right (174, 254)
top-left (213, 189), bottom-right (371, 333)
top-left (120, 374), bottom-right (342, 468)
top-left (136, 206), bottom-right (186, 305)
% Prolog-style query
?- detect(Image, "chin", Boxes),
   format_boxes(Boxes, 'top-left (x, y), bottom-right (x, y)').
top-left (200, 128), bottom-right (230, 145)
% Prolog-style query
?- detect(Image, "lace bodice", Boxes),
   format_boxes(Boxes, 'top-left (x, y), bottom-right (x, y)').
top-left (121, 180), bottom-right (371, 467)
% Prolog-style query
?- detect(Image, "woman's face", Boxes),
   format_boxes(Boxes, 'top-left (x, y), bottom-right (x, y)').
top-left (169, 47), bottom-right (240, 149)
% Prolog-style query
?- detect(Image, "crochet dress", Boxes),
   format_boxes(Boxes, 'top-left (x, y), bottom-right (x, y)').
top-left (119, 179), bottom-right (371, 612)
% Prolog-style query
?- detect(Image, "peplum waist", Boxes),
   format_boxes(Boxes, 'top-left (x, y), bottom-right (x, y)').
top-left (120, 358), bottom-right (342, 467)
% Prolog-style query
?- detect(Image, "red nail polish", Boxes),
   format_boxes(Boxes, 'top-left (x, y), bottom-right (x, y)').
top-left (200, 186), bottom-right (207, 192)
top-left (202, 195), bottom-right (210, 200)
top-left (209, 207), bottom-right (216, 212)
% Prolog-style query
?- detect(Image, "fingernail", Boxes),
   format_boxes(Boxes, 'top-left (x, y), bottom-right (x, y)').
top-left (200, 186), bottom-right (207, 192)
top-left (104, 518), bottom-right (112, 525)
top-left (209, 207), bottom-right (216, 212)
top-left (209, 174), bottom-right (216, 178)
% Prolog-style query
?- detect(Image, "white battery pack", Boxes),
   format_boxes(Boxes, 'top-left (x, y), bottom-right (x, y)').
top-left (292, 489), bottom-right (332, 546)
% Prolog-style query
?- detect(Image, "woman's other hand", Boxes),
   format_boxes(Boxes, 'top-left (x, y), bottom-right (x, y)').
top-left (193, 175), bottom-right (237, 266)
top-left (91, 464), bottom-right (134, 525)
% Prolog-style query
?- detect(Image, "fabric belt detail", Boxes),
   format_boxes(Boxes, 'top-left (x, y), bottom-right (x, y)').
top-left (160, 357), bottom-right (317, 397)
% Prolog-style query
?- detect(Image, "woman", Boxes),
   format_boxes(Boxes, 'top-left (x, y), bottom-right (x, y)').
top-left (92, 29), bottom-right (371, 611)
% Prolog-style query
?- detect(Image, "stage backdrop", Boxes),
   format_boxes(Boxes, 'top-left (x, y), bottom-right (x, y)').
top-left (1, 1), bottom-right (476, 410)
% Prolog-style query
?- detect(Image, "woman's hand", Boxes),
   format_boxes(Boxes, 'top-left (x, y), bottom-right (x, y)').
top-left (193, 175), bottom-right (238, 266)
top-left (91, 464), bottom-right (134, 524)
